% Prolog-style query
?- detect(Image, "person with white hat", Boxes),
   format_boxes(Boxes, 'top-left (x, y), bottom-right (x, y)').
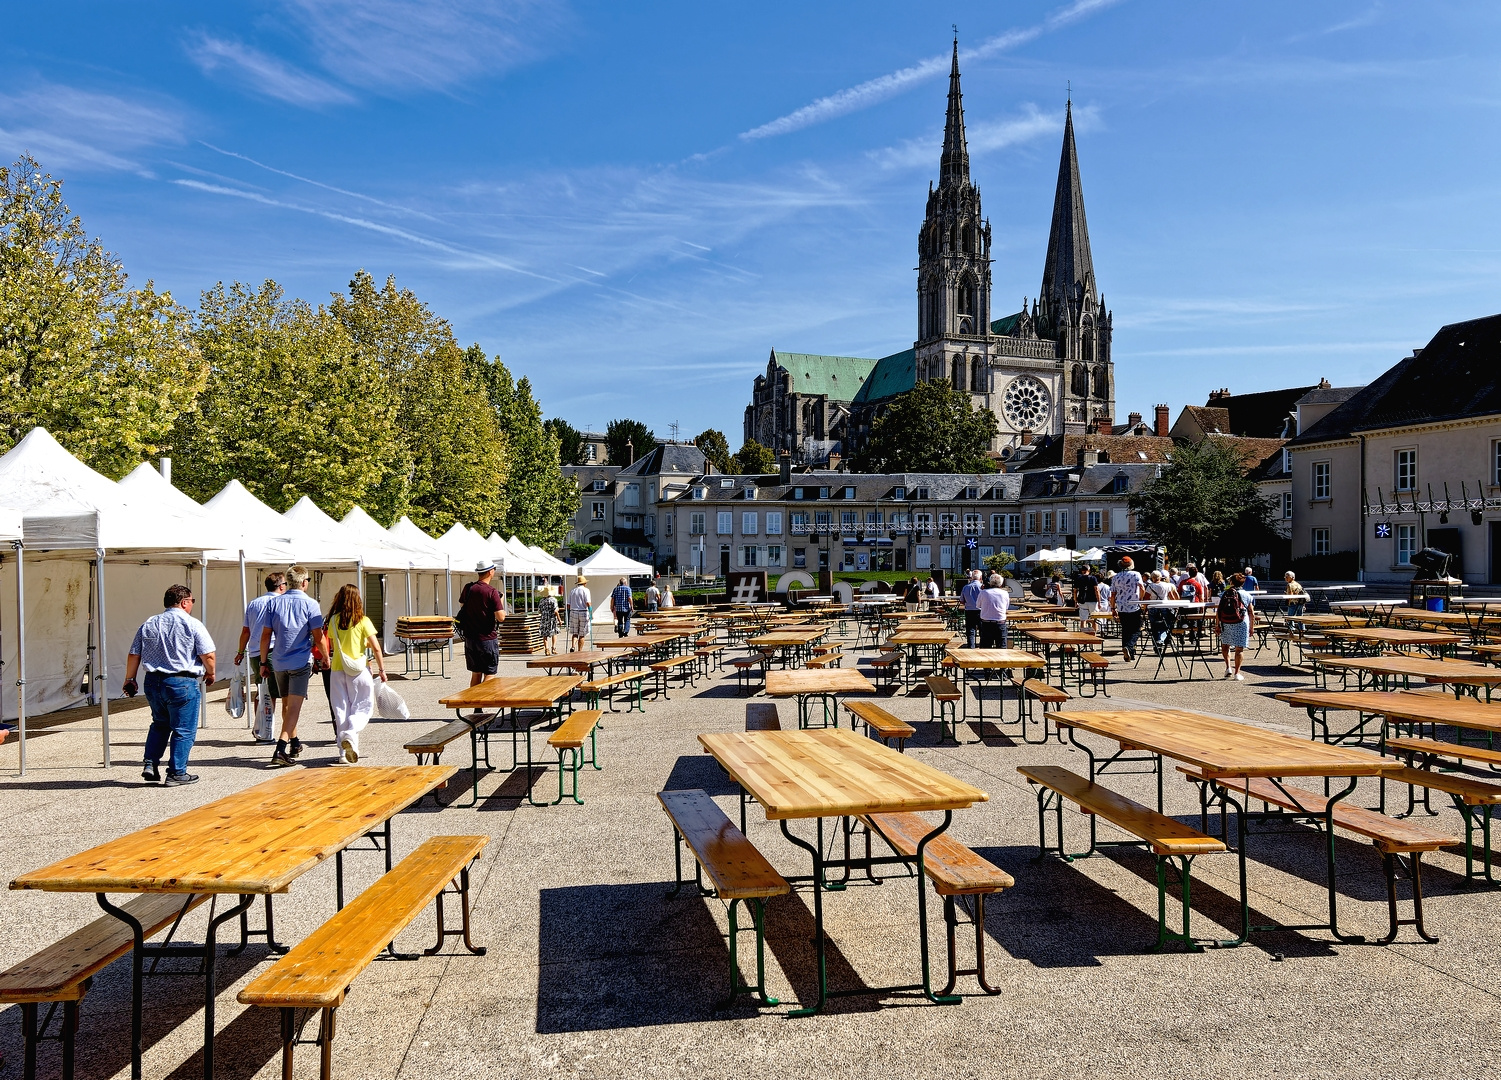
top-left (457, 559), bottom-right (505, 690)
top-left (567, 574), bottom-right (592, 652)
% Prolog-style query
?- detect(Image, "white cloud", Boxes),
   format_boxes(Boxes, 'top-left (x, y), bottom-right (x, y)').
top-left (186, 33), bottom-right (356, 106)
top-left (282, 0), bottom-right (567, 93)
top-left (870, 103), bottom-right (1090, 170)
top-left (739, 0), bottom-right (1124, 140)
top-left (0, 82), bottom-right (185, 174)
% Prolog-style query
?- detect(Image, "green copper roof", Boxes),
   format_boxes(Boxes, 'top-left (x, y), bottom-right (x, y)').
top-left (852, 347), bottom-right (915, 404)
top-left (770, 351), bottom-right (880, 400)
top-left (990, 310), bottom-right (1025, 336)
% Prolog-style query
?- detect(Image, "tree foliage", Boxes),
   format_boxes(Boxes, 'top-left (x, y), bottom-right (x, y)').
top-left (851, 380), bottom-right (997, 474)
top-left (606, 418), bottom-right (654, 466)
top-left (0, 155), bottom-right (204, 477)
top-left (171, 280), bottom-right (399, 514)
top-left (694, 428), bottom-right (733, 474)
top-left (1128, 439), bottom-right (1283, 562)
top-left (544, 417), bottom-right (587, 466)
top-left (734, 438), bottom-right (775, 475)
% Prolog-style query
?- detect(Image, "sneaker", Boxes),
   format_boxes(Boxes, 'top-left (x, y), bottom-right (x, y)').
top-left (341, 739), bottom-right (358, 764)
top-left (267, 748), bottom-right (295, 768)
top-left (142, 762), bottom-right (161, 783)
top-left (1235, 672), bottom-right (1245, 681)
top-left (164, 772), bottom-right (199, 786)
top-left (1223, 670), bottom-right (1234, 679)
top-left (288, 738), bottom-right (304, 759)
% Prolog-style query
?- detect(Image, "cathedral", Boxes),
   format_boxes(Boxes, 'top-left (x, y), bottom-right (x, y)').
top-left (744, 42), bottom-right (1116, 461)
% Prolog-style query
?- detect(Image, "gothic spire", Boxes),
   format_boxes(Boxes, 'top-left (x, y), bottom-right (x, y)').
top-left (1040, 100), bottom-right (1096, 310)
top-left (939, 38), bottom-right (969, 186)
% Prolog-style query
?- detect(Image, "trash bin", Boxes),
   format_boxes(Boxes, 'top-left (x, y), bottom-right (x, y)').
top-left (1426, 596), bottom-right (1446, 613)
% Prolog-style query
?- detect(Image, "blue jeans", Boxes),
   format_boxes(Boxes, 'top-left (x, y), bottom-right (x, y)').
top-left (143, 673), bottom-right (201, 774)
top-left (615, 611), bottom-right (632, 637)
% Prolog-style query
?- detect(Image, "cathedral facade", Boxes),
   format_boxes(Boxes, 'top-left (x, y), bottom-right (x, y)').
top-left (744, 43), bottom-right (1116, 461)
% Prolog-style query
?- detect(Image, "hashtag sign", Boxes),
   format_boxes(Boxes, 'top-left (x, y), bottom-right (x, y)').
top-left (731, 580), bottom-right (760, 603)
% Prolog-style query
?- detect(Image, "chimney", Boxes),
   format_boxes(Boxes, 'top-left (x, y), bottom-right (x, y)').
top-left (625, 438), bottom-right (634, 465)
top-left (827, 452), bottom-right (842, 472)
top-left (778, 452), bottom-right (792, 485)
top-left (1079, 448), bottom-right (1100, 468)
top-left (1094, 416), bottom-right (1113, 435)
top-left (1317, 377), bottom-right (1331, 389)
top-left (1127, 411), bottom-right (1142, 429)
top-left (1207, 388), bottom-right (1231, 402)
top-left (158, 457), bottom-right (172, 483)
top-left (1154, 404), bottom-right (1170, 438)
top-left (1020, 429), bottom-right (1033, 447)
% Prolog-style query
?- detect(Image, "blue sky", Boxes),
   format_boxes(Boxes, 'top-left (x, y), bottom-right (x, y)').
top-left (4, 1), bottom-right (1500, 441)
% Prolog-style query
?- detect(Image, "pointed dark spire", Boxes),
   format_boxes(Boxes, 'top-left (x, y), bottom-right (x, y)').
top-left (939, 38), bottom-right (969, 186)
top-left (1040, 100), bottom-right (1096, 310)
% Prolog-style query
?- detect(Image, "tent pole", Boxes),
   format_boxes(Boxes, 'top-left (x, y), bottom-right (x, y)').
top-left (14, 541), bottom-right (26, 777)
top-left (95, 542), bottom-right (111, 769)
top-left (356, 557), bottom-right (364, 600)
top-left (199, 557), bottom-right (208, 729)
top-left (239, 550), bottom-right (249, 731)
top-left (445, 557), bottom-right (453, 663)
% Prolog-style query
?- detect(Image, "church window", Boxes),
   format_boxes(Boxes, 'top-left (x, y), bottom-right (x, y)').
top-left (916, 356), bottom-right (927, 383)
top-left (951, 356), bottom-right (963, 389)
top-left (1001, 376), bottom-right (1052, 431)
top-left (955, 275), bottom-right (977, 334)
top-left (1071, 364), bottom-right (1088, 397)
top-left (1082, 331), bottom-right (1095, 364)
top-left (970, 357), bottom-right (985, 392)
top-left (1093, 366), bottom-right (1109, 400)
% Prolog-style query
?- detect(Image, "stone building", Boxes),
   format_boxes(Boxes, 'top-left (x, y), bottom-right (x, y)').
top-left (744, 42), bottom-right (1117, 462)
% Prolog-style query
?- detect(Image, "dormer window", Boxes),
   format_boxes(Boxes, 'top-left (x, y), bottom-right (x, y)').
top-left (914, 487), bottom-right (929, 500)
top-left (720, 478), bottom-right (734, 489)
top-left (843, 486), bottom-right (855, 499)
top-left (744, 486), bottom-right (756, 501)
top-left (1112, 472), bottom-right (1129, 495)
top-left (793, 487), bottom-right (804, 500)
top-left (592, 479), bottom-right (607, 491)
top-left (893, 486), bottom-right (906, 500)
top-left (819, 487), bottom-right (830, 499)
top-left (964, 486), bottom-right (978, 500)
top-left (1282, 448), bottom-right (1291, 474)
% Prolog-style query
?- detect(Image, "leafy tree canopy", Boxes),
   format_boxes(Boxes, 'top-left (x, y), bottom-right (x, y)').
top-left (694, 428), bottom-right (733, 474)
top-left (0, 155), bottom-right (204, 477)
top-left (606, 418), bottom-right (654, 466)
top-left (734, 438), bottom-right (775, 475)
top-left (1128, 439), bottom-right (1283, 563)
top-left (851, 380), bottom-right (997, 474)
top-left (544, 417), bottom-right (587, 466)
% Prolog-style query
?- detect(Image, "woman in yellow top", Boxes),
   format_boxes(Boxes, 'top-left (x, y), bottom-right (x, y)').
top-left (324, 584), bottom-right (387, 763)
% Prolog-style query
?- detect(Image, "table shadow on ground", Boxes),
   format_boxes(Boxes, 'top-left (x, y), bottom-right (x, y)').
top-left (662, 755), bottom-right (741, 798)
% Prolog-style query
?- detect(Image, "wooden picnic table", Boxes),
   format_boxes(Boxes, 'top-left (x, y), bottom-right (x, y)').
top-left (440, 676), bottom-right (582, 797)
top-left (748, 626), bottom-right (827, 668)
top-left (1045, 707), bottom-right (1401, 946)
top-left (1287, 613), bottom-right (1355, 628)
top-left (1018, 630), bottom-right (1104, 683)
top-left (1323, 626), bottom-right (1463, 654)
top-left (943, 648), bottom-right (1046, 727)
top-left (10, 766), bottom-right (455, 1080)
top-left (1313, 655), bottom-right (1501, 698)
top-left (526, 649), bottom-right (616, 675)
top-left (699, 727), bottom-right (987, 1012)
top-left (1275, 688), bottom-right (1501, 741)
top-left (765, 668), bottom-right (875, 728)
top-left (886, 628), bottom-right (957, 686)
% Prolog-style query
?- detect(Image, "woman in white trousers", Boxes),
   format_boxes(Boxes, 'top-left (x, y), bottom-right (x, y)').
top-left (324, 584), bottom-right (387, 763)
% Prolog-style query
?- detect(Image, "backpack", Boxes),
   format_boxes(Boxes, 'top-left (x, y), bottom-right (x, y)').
top-left (1179, 579), bottom-right (1198, 603)
top-left (1217, 589), bottom-right (1247, 624)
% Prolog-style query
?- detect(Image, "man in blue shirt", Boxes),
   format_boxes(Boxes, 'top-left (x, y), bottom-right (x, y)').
top-left (609, 578), bottom-right (634, 637)
top-left (123, 584), bottom-right (216, 786)
top-left (960, 569), bottom-right (984, 648)
top-left (1242, 566), bottom-right (1261, 593)
top-left (258, 565), bottom-right (328, 768)
top-left (234, 571), bottom-right (286, 739)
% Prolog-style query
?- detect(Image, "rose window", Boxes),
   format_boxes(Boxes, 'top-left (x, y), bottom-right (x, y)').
top-left (1001, 376), bottom-right (1051, 430)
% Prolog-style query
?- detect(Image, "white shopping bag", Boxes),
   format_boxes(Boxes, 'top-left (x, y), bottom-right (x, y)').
top-left (373, 679), bottom-right (409, 720)
top-left (225, 675), bottom-right (246, 720)
top-left (252, 677), bottom-right (277, 741)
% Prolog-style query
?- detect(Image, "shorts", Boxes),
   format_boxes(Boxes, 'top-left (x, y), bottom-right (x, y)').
top-left (252, 656), bottom-right (280, 700)
top-left (274, 666), bottom-right (311, 699)
top-left (568, 609), bottom-right (591, 638)
top-left (465, 637), bottom-right (500, 675)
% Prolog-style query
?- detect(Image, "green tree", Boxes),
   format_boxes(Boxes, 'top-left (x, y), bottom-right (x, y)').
top-left (544, 417), bottom-right (586, 466)
top-left (330, 272), bottom-right (508, 531)
top-left (466, 347), bottom-right (575, 547)
top-left (0, 155), bottom-right (204, 476)
top-left (606, 418), bottom-right (654, 466)
top-left (171, 280), bottom-right (398, 513)
top-left (694, 428), bottom-right (734, 473)
top-left (982, 551), bottom-right (1017, 578)
top-left (1128, 439), bottom-right (1283, 563)
top-left (850, 380), bottom-right (998, 473)
top-left (734, 438), bottom-right (775, 475)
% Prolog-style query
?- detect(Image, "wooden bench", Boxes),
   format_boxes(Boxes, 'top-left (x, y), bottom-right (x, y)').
top-left (924, 674), bottom-right (964, 744)
top-left (730, 652), bottom-right (773, 696)
top-left (805, 650), bottom-right (843, 669)
top-left (1019, 679), bottom-right (1070, 742)
top-left (546, 710), bottom-right (604, 805)
top-left (843, 700), bottom-right (916, 752)
top-left (238, 836), bottom-right (487, 1079)
top-left (745, 703), bottom-right (781, 731)
top-left (1179, 767), bottom-right (1459, 943)
top-left (1019, 765), bottom-right (1226, 951)
top-left (862, 650), bottom-right (902, 689)
top-left (649, 654), bottom-right (699, 699)
top-left (403, 719), bottom-right (473, 766)
top-left (1377, 748), bottom-right (1501, 883)
top-left (859, 811), bottom-right (1012, 995)
top-left (580, 669), bottom-right (647, 713)
top-left (658, 789), bottom-right (789, 1008)
top-left (695, 642), bottom-right (726, 676)
top-left (1078, 651), bottom-right (1111, 697)
top-left (0, 893), bottom-right (210, 1080)
top-left (810, 643), bottom-right (840, 656)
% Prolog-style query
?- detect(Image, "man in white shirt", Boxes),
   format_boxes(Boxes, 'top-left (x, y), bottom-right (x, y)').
top-left (567, 575), bottom-right (593, 652)
top-left (977, 574), bottom-right (1011, 648)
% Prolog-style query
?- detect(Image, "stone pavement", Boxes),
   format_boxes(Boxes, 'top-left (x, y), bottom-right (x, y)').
top-left (1, 629), bottom-right (1498, 1079)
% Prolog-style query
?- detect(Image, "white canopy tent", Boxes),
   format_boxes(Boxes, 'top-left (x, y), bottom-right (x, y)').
top-left (574, 543), bottom-right (654, 625)
top-left (0, 429), bottom-right (224, 772)
top-left (387, 517), bottom-right (456, 627)
top-left (340, 506), bottom-right (452, 651)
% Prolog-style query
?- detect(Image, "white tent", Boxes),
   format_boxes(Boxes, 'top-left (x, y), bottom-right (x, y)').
top-left (203, 482), bottom-right (354, 567)
top-left (340, 506), bottom-right (452, 650)
top-left (575, 543), bottom-right (654, 625)
top-left (0, 429), bottom-right (224, 771)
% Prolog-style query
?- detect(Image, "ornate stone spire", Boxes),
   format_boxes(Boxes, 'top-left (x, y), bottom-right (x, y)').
top-left (1040, 101), bottom-right (1096, 312)
top-left (939, 38), bottom-right (969, 187)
